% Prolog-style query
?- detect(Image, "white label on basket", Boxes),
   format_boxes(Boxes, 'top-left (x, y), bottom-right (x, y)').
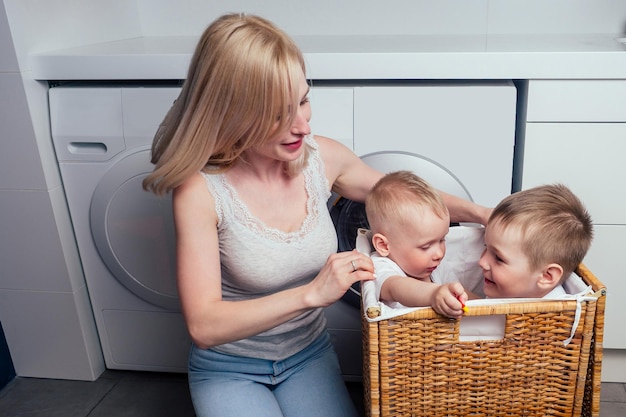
top-left (458, 315), bottom-right (506, 342)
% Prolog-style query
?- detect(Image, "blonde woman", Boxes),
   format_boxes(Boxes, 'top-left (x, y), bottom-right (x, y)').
top-left (143, 13), bottom-right (490, 417)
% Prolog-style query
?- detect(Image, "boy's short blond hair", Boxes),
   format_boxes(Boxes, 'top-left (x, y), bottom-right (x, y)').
top-left (489, 184), bottom-right (593, 279)
top-left (365, 170), bottom-right (448, 235)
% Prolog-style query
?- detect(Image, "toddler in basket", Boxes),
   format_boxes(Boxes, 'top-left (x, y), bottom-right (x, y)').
top-left (364, 170), bottom-right (469, 318)
top-left (478, 183), bottom-right (594, 299)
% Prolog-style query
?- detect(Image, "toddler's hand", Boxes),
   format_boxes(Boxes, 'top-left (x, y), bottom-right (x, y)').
top-left (431, 282), bottom-right (468, 318)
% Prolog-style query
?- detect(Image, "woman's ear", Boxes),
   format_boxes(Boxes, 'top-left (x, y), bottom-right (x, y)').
top-left (537, 263), bottom-right (564, 291)
top-left (371, 232), bottom-right (390, 257)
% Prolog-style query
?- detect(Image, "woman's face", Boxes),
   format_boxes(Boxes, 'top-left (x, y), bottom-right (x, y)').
top-left (254, 71), bottom-right (312, 162)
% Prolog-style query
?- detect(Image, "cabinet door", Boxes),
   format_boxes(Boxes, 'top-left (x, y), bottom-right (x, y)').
top-left (523, 122), bottom-right (626, 349)
top-left (309, 87), bottom-right (354, 150)
top-left (584, 225), bottom-right (626, 349)
top-left (353, 84), bottom-right (517, 207)
top-left (522, 123), bottom-right (626, 224)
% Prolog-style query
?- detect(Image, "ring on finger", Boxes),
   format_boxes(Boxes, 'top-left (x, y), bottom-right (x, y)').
top-left (351, 260), bottom-right (357, 272)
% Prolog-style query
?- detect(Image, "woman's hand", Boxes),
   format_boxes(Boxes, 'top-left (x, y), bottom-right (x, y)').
top-left (305, 249), bottom-right (375, 308)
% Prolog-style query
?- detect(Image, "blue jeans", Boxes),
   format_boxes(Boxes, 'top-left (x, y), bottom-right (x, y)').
top-left (188, 331), bottom-right (358, 417)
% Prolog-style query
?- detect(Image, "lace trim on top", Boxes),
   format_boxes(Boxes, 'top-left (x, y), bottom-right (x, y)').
top-left (211, 136), bottom-right (328, 244)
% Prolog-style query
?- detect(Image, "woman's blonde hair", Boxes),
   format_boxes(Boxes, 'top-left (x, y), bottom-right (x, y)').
top-left (489, 184), bottom-right (593, 278)
top-left (365, 170), bottom-right (449, 235)
top-left (143, 13), bottom-right (310, 195)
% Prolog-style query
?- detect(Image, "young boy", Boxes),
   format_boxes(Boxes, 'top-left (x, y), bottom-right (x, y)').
top-left (365, 170), bottom-right (468, 318)
top-left (479, 183), bottom-right (593, 299)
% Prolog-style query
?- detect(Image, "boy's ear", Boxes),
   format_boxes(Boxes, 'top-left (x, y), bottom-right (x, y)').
top-left (537, 263), bottom-right (564, 291)
top-left (371, 232), bottom-right (390, 257)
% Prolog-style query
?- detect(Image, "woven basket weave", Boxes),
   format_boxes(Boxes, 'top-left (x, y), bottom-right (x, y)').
top-left (363, 263), bottom-right (606, 417)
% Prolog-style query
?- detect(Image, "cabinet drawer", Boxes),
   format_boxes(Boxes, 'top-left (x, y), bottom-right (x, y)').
top-left (522, 123), bottom-right (626, 224)
top-left (527, 80), bottom-right (626, 122)
top-left (584, 225), bottom-right (626, 349)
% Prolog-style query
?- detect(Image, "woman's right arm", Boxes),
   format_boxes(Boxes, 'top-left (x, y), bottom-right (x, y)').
top-left (172, 173), bottom-right (225, 348)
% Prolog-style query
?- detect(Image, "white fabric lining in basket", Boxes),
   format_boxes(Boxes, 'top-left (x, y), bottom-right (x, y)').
top-left (358, 226), bottom-right (594, 346)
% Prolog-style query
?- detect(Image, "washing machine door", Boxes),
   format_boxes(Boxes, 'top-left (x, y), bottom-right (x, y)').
top-left (90, 149), bottom-right (179, 310)
top-left (331, 151), bottom-right (473, 307)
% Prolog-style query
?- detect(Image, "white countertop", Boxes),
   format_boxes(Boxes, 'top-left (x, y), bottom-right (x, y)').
top-left (30, 34), bottom-right (626, 81)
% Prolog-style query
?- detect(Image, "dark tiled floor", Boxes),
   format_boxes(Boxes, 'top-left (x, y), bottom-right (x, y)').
top-left (0, 370), bottom-right (364, 417)
top-left (0, 370), bottom-right (624, 416)
top-left (0, 371), bottom-right (195, 417)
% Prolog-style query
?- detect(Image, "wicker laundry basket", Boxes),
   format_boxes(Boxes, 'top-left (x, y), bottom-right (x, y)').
top-left (362, 263), bottom-right (606, 417)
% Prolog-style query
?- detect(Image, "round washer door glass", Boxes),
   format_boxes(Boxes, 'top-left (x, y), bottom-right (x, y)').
top-left (90, 150), bottom-right (179, 310)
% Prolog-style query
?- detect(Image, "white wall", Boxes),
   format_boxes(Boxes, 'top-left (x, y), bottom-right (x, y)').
top-left (0, 0), bottom-right (144, 380)
top-left (135, 0), bottom-right (626, 38)
top-left (487, 0), bottom-right (626, 34)
top-left (4, 0), bottom-right (142, 72)
top-left (136, 0), bottom-right (489, 37)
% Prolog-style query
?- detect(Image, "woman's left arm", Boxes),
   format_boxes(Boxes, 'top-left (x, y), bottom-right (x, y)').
top-left (315, 135), bottom-right (492, 224)
top-left (439, 191), bottom-right (492, 225)
top-left (316, 135), bottom-right (382, 203)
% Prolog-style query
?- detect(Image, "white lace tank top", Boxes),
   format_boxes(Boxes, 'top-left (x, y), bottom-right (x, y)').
top-left (200, 136), bottom-right (338, 360)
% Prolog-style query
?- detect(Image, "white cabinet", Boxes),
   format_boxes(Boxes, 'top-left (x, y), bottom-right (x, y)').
top-left (309, 87), bottom-right (354, 150)
top-left (353, 83), bottom-right (517, 207)
top-left (526, 80), bottom-right (626, 122)
top-left (522, 80), bottom-right (626, 382)
top-left (523, 123), bottom-right (626, 224)
top-left (309, 83), bottom-right (518, 210)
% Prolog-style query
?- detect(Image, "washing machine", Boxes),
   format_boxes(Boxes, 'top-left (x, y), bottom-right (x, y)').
top-left (49, 85), bottom-right (189, 372)
top-left (313, 82), bottom-right (518, 380)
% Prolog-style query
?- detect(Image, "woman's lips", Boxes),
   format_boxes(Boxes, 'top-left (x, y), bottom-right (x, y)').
top-left (282, 138), bottom-right (302, 150)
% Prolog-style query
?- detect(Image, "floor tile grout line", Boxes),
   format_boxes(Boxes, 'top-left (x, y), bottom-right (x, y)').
top-left (85, 375), bottom-right (122, 417)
